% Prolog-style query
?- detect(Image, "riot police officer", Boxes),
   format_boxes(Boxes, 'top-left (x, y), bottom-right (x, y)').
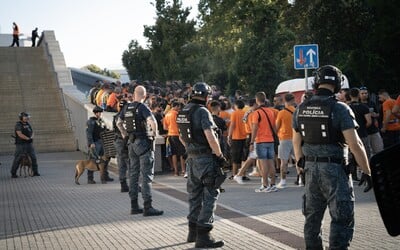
top-left (116, 85), bottom-right (163, 217)
top-left (10, 112), bottom-right (40, 177)
top-left (177, 82), bottom-right (225, 248)
top-left (86, 106), bottom-right (114, 184)
top-left (292, 65), bottom-right (372, 249)
top-left (113, 99), bottom-right (129, 192)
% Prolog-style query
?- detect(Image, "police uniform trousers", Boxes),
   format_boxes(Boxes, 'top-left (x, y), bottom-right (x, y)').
top-left (88, 139), bottom-right (109, 180)
top-left (11, 143), bottom-right (38, 174)
top-left (303, 160), bottom-right (354, 250)
top-left (127, 138), bottom-right (154, 203)
top-left (186, 155), bottom-right (220, 229)
top-left (114, 137), bottom-right (129, 181)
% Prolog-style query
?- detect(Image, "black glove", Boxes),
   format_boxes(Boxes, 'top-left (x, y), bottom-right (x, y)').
top-left (215, 154), bottom-right (228, 167)
top-left (358, 173), bottom-right (373, 192)
top-left (297, 156), bottom-right (305, 169)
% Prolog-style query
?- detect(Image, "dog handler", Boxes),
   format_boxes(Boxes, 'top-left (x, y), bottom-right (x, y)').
top-left (86, 106), bottom-right (114, 184)
top-left (116, 85), bottom-right (163, 217)
top-left (11, 112), bottom-right (40, 177)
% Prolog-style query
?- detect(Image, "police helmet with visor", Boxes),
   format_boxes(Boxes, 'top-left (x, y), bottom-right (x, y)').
top-left (192, 82), bottom-right (212, 99)
top-left (313, 65), bottom-right (343, 93)
top-left (19, 112), bottom-right (30, 120)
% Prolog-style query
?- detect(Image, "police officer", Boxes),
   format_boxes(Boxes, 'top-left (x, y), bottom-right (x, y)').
top-left (177, 82), bottom-right (225, 248)
top-left (113, 99), bottom-right (129, 192)
top-left (292, 65), bottom-right (372, 249)
top-left (116, 85), bottom-right (163, 217)
top-left (86, 106), bottom-right (114, 184)
top-left (11, 112), bottom-right (40, 177)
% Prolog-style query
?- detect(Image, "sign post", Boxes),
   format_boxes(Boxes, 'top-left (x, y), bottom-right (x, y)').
top-left (294, 44), bottom-right (319, 91)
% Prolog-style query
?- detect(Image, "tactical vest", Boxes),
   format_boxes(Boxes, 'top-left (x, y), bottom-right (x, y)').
top-left (297, 97), bottom-right (343, 144)
top-left (88, 117), bottom-right (105, 141)
top-left (123, 102), bottom-right (145, 134)
top-left (15, 121), bottom-right (33, 144)
top-left (177, 103), bottom-right (210, 145)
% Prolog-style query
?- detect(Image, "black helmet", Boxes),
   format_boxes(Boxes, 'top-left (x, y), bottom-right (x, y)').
top-left (19, 112), bottom-right (30, 120)
top-left (93, 106), bottom-right (104, 113)
top-left (192, 82), bottom-right (212, 98)
top-left (313, 65), bottom-right (343, 93)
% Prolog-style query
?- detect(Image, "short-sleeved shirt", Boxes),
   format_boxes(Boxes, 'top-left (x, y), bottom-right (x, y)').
top-left (349, 102), bottom-right (370, 138)
top-left (292, 95), bottom-right (357, 158)
top-left (251, 106), bottom-right (276, 143)
top-left (276, 106), bottom-right (295, 140)
top-left (230, 109), bottom-right (247, 140)
top-left (15, 121), bottom-right (33, 144)
top-left (163, 109), bottom-right (180, 136)
top-left (382, 99), bottom-right (400, 131)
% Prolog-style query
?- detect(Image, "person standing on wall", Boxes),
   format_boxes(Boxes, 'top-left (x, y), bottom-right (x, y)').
top-left (31, 27), bottom-right (39, 47)
top-left (292, 65), bottom-right (372, 249)
top-left (10, 22), bottom-right (19, 47)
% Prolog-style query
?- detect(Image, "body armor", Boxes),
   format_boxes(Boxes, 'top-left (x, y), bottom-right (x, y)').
top-left (297, 97), bottom-right (343, 144)
top-left (123, 102), bottom-right (145, 134)
top-left (15, 121), bottom-right (33, 144)
top-left (177, 103), bottom-right (200, 143)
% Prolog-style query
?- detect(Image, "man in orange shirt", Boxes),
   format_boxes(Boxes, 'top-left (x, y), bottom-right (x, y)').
top-left (275, 93), bottom-right (296, 188)
top-left (106, 87), bottom-right (123, 112)
top-left (393, 95), bottom-right (400, 118)
top-left (378, 90), bottom-right (400, 148)
top-left (250, 92), bottom-right (278, 193)
top-left (227, 100), bottom-right (247, 178)
top-left (163, 101), bottom-right (186, 176)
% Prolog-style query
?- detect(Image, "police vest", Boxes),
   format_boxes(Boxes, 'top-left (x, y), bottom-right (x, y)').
top-left (177, 103), bottom-right (209, 145)
top-left (297, 97), bottom-right (343, 144)
top-left (88, 117), bottom-right (105, 141)
top-left (15, 121), bottom-right (33, 144)
top-left (123, 102), bottom-right (146, 134)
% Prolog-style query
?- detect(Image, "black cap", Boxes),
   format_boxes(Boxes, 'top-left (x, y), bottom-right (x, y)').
top-left (93, 106), bottom-right (103, 113)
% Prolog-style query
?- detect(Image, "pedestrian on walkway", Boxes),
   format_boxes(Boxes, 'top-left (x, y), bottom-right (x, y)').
top-left (378, 89), bottom-right (400, 148)
top-left (117, 85), bottom-right (163, 217)
top-left (178, 82), bottom-right (225, 248)
top-left (275, 93), bottom-right (296, 188)
top-left (251, 92), bottom-right (278, 193)
top-left (31, 27), bottom-right (39, 47)
top-left (10, 112), bottom-right (40, 177)
top-left (10, 22), bottom-right (19, 47)
top-left (292, 65), bottom-right (372, 249)
top-left (86, 106), bottom-right (114, 184)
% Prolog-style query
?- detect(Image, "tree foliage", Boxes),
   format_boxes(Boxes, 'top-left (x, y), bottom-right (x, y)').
top-left (121, 0), bottom-right (400, 95)
top-left (82, 64), bottom-right (120, 79)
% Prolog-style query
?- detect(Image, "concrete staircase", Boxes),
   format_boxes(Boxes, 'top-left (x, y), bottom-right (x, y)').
top-left (0, 47), bottom-right (76, 154)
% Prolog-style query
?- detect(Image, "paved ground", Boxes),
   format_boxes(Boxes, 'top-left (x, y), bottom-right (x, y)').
top-left (0, 151), bottom-right (398, 249)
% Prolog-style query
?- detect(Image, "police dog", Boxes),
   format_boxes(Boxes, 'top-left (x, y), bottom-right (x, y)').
top-left (19, 153), bottom-right (33, 177)
top-left (74, 155), bottom-right (108, 185)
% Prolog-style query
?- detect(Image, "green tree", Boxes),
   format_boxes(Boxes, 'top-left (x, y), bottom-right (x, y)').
top-left (143, 0), bottom-right (196, 81)
top-left (122, 40), bottom-right (153, 81)
top-left (83, 64), bottom-right (120, 79)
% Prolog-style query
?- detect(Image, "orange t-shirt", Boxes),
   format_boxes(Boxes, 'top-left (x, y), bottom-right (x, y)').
top-left (250, 107), bottom-right (276, 143)
top-left (230, 109), bottom-right (247, 140)
top-left (163, 109), bottom-right (180, 136)
top-left (244, 110), bottom-right (254, 135)
top-left (383, 99), bottom-right (400, 131)
top-left (219, 110), bottom-right (231, 136)
top-left (276, 106), bottom-right (295, 140)
top-left (107, 93), bottom-right (119, 110)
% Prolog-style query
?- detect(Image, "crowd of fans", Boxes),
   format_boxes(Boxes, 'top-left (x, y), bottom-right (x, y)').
top-left (88, 79), bottom-right (400, 192)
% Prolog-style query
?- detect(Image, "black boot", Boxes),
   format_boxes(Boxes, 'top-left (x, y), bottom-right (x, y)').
top-left (130, 199), bottom-right (143, 215)
top-left (187, 222), bottom-right (197, 243)
top-left (120, 180), bottom-right (129, 192)
top-left (143, 200), bottom-right (163, 217)
top-left (195, 226), bottom-right (224, 248)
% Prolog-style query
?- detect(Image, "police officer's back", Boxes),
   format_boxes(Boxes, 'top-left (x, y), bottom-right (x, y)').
top-left (177, 82), bottom-right (225, 248)
top-left (292, 65), bottom-right (372, 249)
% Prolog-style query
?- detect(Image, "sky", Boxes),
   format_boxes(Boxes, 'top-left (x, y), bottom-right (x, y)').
top-left (0, 0), bottom-right (199, 70)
